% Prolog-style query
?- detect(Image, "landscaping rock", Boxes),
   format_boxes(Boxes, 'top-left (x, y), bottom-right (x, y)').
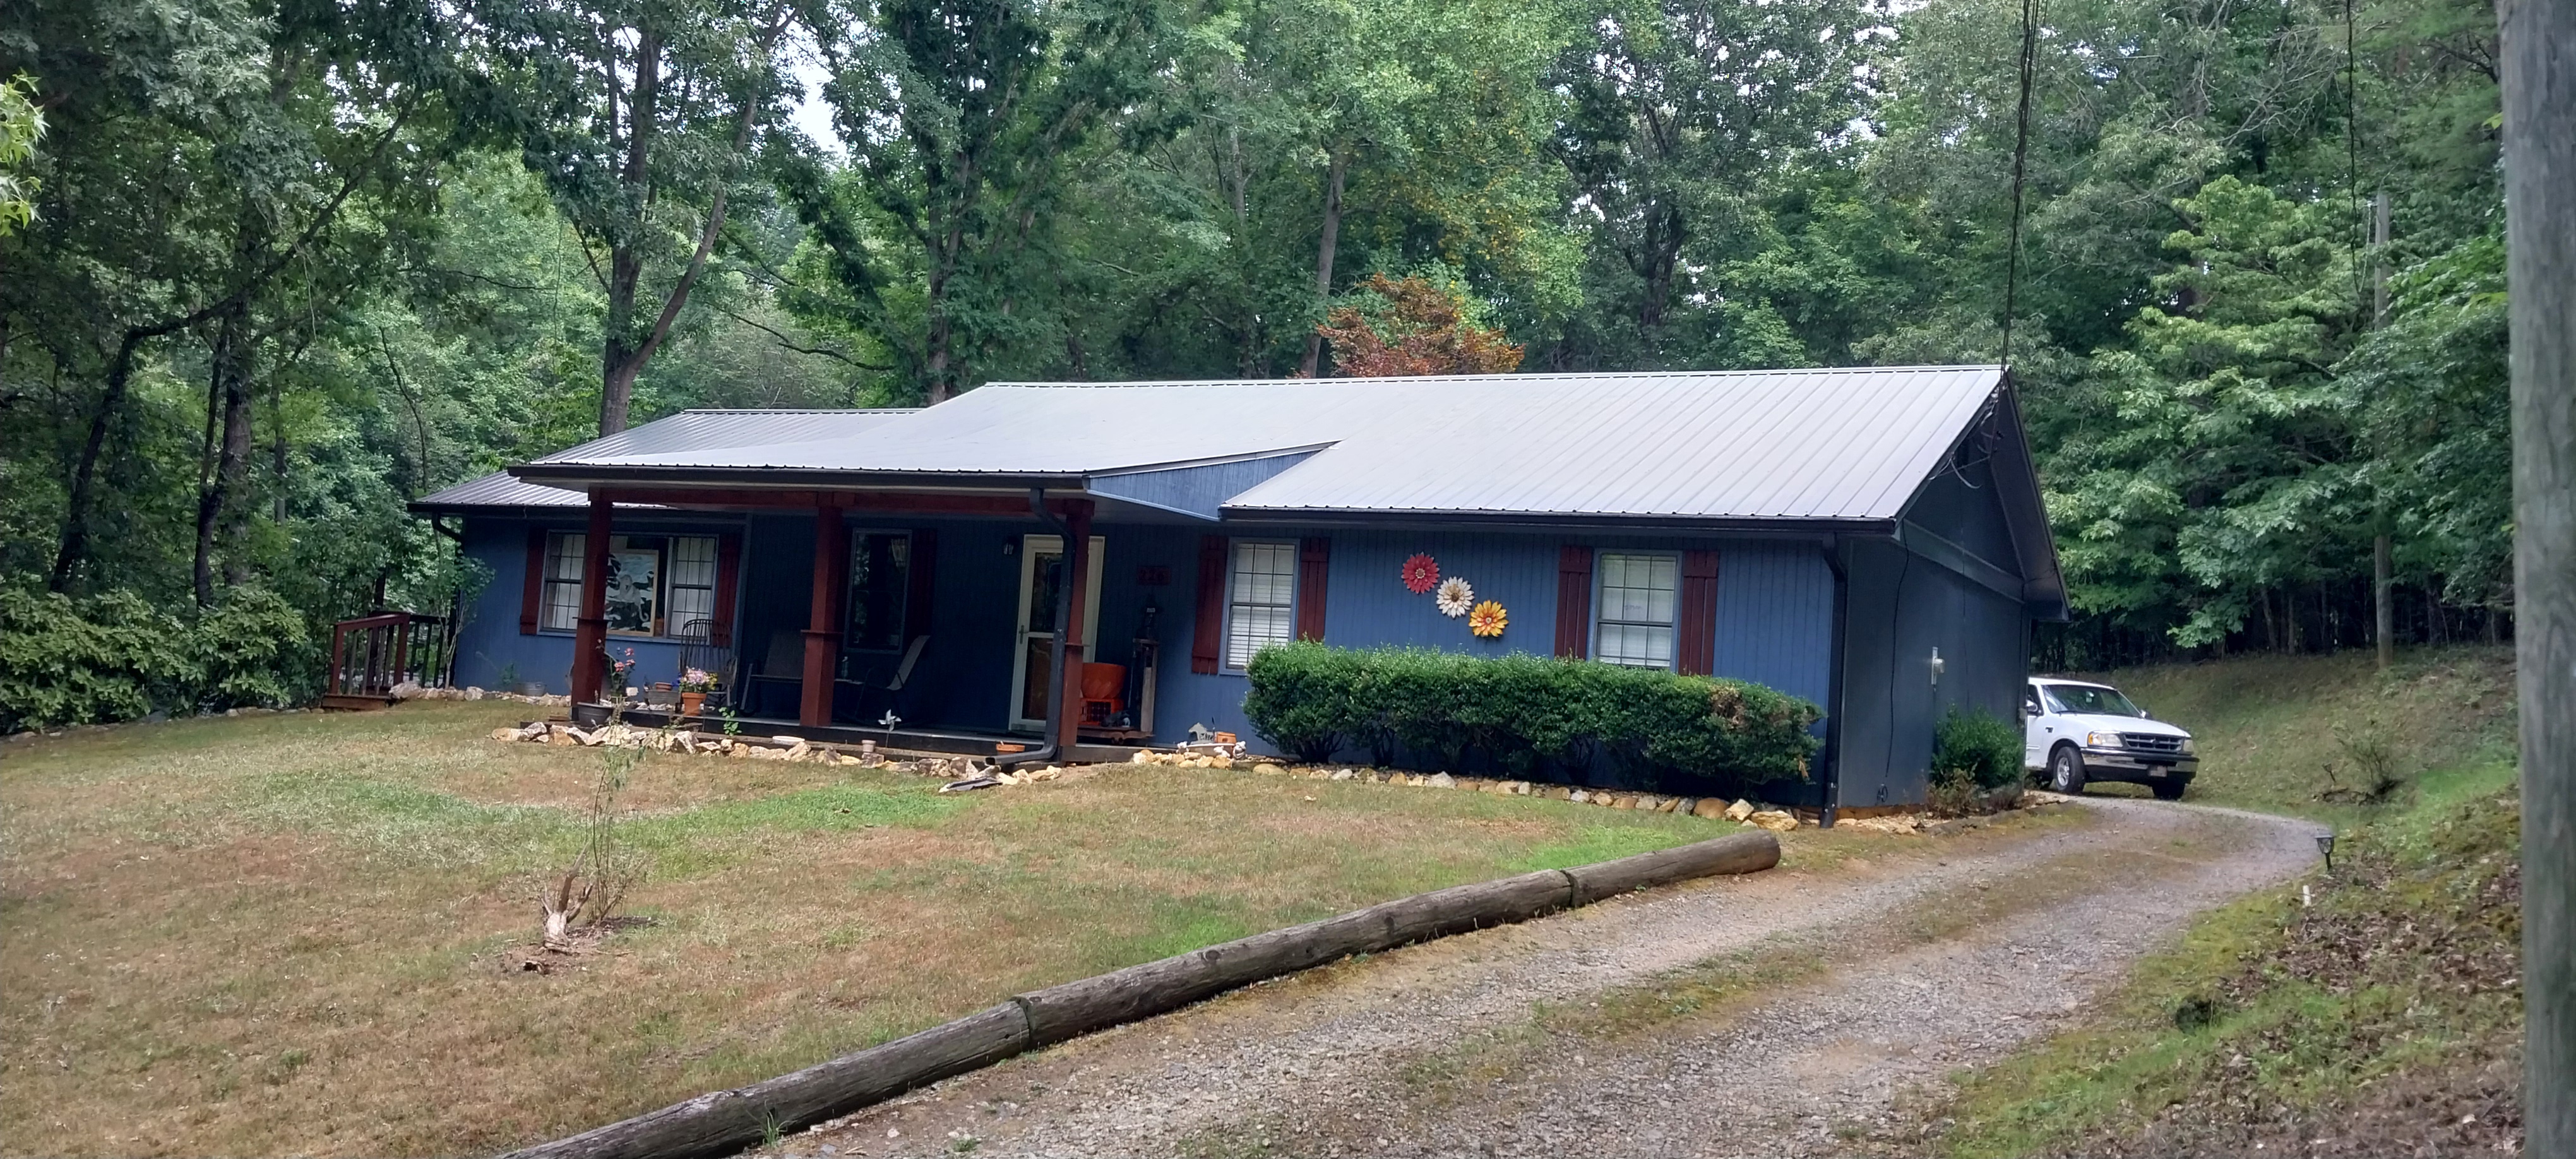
top-left (1724, 799), bottom-right (1756, 822)
top-left (1691, 798), bottom-right (1729, 819)
top-left (1253, 763), bottom-right (1285, 776)
top-left (390, 681), bottom-right (424, 700)
top-left (1666, 797), bottom-right (1691, 814)
top-left (1426, 773), bottom-right (1455, 788)
top-left (489, 727), bottom-right (518, 741)
top-left (770, 735), bottom-right (806, 746)
top-left (1747, 809), bottom-right (1799, 833)
top-left (1330, 769), bottom-right (1356, 781)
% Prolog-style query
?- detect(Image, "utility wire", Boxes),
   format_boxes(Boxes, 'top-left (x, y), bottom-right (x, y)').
top-left (1999, 0), bottom-right (2040, 371)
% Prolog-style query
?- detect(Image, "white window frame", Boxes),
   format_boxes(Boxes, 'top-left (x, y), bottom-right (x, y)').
top-left (665, 534), bottom-right (720, 639)
top-left (1222, 540), bottom-right (1299, 672)
top-left (539, 530), bottom-right (721, 640)
top-left (1592, 551), bottom-right (1680, 670)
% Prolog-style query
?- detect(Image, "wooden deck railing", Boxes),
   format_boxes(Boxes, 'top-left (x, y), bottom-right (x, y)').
top-left (324, 612), bottom-right (455, 708)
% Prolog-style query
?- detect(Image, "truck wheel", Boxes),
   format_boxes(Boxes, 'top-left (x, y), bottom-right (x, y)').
top-left (2150, 779), bottom-right (2187, 800)
top-left (2048, 745), bottom-right (2087, 794)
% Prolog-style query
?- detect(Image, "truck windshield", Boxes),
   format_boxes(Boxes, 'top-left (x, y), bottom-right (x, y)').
top-left (2042, 684), bottom-right (2143, 716)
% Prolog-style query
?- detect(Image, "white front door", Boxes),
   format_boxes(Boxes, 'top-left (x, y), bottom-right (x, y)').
top-left (1008, 535), bottom-right (1106, 732)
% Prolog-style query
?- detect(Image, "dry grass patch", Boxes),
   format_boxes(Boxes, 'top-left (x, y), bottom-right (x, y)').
top-left (1, 701), bottom-right (1850, 1158)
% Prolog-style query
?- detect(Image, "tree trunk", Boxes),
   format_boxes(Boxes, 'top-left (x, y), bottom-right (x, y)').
top-left (2375, 534), bottom-right (2395, 669)
top-left (2500, 0), bottom-right (2575, 1145)
top-left (194, 308), bottom-right (254, 607)
top-left (599, 25), bottom-right (662, 437)
top-left (1297, 147), bottom-right (1349, 378)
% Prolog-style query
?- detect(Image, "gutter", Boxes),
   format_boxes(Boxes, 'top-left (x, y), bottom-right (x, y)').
top-left (991, 487), bottom-right (1077, 771)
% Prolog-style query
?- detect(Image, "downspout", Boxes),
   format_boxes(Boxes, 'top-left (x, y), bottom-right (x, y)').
top-left (993, 487), bottom-right (1076, 771)
top-left (1820, 535), bottom-right (1847, 829)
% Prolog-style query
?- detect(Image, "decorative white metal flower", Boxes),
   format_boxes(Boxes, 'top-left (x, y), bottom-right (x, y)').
top-left (1434, 576), bottom-right (1475, 617)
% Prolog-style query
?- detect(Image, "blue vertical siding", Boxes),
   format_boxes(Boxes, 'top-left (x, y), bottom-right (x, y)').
top-left (450, 514), bottom-right (1849, 774)
top-left (448, 513), bottom-right (748, 695)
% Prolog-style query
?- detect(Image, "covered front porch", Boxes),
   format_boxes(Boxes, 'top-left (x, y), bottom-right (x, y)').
top-left (556, 485), bottom-right (1182, 759)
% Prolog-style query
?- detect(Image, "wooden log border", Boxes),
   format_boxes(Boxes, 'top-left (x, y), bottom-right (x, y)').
top-left (501, 830), bottom-right (1782, 1159)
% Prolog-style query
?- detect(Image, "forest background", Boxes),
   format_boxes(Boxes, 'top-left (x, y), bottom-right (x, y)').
top-left (0, 0), bottom-right (2517, 721)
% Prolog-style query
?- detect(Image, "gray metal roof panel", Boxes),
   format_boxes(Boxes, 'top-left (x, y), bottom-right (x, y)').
top-left (412, 471), bottom-right (590, 511)
top-left (503, 368), bottom-right (2006, 523)
top-left (528, 408), bottom-right (921, 465)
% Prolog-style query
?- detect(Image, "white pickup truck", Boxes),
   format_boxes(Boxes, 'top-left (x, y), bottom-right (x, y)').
top-left (2022, 677), bottom-right (2198, 799)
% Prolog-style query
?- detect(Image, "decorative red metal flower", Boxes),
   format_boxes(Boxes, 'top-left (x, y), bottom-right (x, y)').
top-left (1401, 553), bottom-right (1440, 594)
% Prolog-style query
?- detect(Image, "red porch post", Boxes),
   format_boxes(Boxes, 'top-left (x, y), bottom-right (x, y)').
top-left (571, 495), bottom-right (613, 701)
top-left (800, 502), bottom-right (850, 729)
top-left (1056, 500), bottom-right (1094, 748)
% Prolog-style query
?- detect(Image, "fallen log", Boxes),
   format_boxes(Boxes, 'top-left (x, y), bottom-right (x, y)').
top-left (499, 829), bottom-right (1780, 1159)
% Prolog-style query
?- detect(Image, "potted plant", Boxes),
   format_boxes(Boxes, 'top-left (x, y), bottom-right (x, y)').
top-left (678, 667), bottom-right (718, 718)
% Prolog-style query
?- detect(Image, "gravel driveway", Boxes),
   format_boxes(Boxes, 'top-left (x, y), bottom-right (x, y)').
top-left (771, 798), bottom-right (2320, 1159)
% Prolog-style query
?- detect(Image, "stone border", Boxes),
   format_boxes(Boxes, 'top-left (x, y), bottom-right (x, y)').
top-left (497, 831), bottom-right (1782, 1159)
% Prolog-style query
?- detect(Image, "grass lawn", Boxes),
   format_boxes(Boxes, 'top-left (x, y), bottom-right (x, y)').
top-left (1927, 645), bottom-right (2524, 1157)
top-left (0, 701), bottom-right (1844, 1158)
top-left (2061, 643), bottom-right (2517, 823)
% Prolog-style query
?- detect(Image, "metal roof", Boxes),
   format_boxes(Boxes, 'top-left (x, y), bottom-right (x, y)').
top-left (412, 471), bottom-right (592, 512)
top-left (513, 367), bottom-right (2008, 524)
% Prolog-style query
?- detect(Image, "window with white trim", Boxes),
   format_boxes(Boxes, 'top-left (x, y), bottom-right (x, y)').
top-left (1594, 552), bottom-right (1678, 669)
top-left (540, 532), bottom-right (586, 632)
top-left (539, 531), bottom-right (721, 639)
top-left (667, 535), bottom-right (719, 638)
top-left (1224, 540), bottom-right (1297, 669)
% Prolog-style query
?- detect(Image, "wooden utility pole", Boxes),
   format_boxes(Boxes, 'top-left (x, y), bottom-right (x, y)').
top-left (2499, 0), bottom-right (2573, 1148)
top-left (2372, 190), bottom-right (2395, 672)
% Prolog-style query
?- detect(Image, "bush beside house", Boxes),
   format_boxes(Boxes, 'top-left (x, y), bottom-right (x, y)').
top-left (0, 587), bottom-right (312, 732)
top-left (1242, 642), bottom-right (1821, 793)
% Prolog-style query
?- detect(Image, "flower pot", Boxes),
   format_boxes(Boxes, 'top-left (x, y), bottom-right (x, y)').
top-left (679, 691), bottom-right (706, 718)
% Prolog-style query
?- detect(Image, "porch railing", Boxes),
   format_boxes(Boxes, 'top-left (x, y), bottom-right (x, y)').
top-left (326, 612), bottom-right (456, 701)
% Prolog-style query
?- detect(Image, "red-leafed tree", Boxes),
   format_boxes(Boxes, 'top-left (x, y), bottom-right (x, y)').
top-left (1311, 274), bottom-right (1524, 377)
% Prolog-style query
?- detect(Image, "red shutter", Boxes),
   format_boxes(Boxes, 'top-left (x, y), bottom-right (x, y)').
top-left (1294, 537), bottom-right (1330, 641)
top-left (1678, 550), bottom-right (1720, 676)
top-left (904, 528), bottom-right (938, 640)
top-left (519, 526), bottom-right (547, 634)
top-left (710, 532), bottom-right (742, 646)
top-left (1554, 545), bottom-right (1594, 658)
top-left (1191, 534), bottom-right (1227, 674)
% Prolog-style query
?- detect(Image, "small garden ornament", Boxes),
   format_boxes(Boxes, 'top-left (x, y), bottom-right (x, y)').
top-left (1434, 576), bottom-right (1475, 617)
top-left (1469, 600), bottom-right (1508, 638)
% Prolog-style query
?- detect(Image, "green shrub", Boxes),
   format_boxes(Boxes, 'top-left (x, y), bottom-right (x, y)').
top-left (0, 586), bottom-right (314, 732)
top-left (1933, 704), bottom-right (2024, 790)
top-left (1242, 642), bottom-right (1822, 791)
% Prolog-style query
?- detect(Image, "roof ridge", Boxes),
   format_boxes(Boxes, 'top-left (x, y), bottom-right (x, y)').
top-left (979, 366), bottom-right (2002, 389)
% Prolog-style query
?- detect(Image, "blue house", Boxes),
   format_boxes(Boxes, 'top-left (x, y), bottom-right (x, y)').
top-left (411, 367), bottom-right (2065, 811)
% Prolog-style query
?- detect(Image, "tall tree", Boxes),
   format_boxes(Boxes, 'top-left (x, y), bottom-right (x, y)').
top-left (790, 0), bottom-right (1167, 403)
top-left (1547, 0), bottom-right (1881, 366)
top-left (503, 0), bottom-right (799, 434)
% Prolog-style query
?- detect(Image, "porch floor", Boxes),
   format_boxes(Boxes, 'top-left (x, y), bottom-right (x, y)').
top-left (601, 707), bottom-right (1150, 764)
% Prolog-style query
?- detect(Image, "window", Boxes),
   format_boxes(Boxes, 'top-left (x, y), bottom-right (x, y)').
top-left (846, 532), bottom-right (912, 651)
top-left (1224, 541), bottom-right (1297, 669)
top-left (540, 532), bottom-right (586, 632)
top-left (667, 535), bottom-right (719, 638)
top-left (1594, 552), bottom-right (1678, 669)
top-left (539, 531), bottom-right (720, 639)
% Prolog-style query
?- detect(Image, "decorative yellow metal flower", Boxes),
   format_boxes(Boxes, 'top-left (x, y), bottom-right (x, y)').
top-left (1468, 600), bottom-right (1507, 638)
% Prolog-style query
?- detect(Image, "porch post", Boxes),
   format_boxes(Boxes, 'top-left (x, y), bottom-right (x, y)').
top-left (1056, 500), bottom-right (1094, 748)
top-left (571, 495), bottom-right (612, 701)
top-left (800, 501), bottom-right (850, 729)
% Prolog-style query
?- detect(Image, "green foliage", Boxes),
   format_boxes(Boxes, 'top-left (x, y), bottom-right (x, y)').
top-left (1241, 641), bottom-right (1821, 792)
top-left (0, 586), bottom-right (313, 732)
top-left (0, 71), bottom-right (42, 234)
top-left (1933, 706), bottom-right (2023, 791)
